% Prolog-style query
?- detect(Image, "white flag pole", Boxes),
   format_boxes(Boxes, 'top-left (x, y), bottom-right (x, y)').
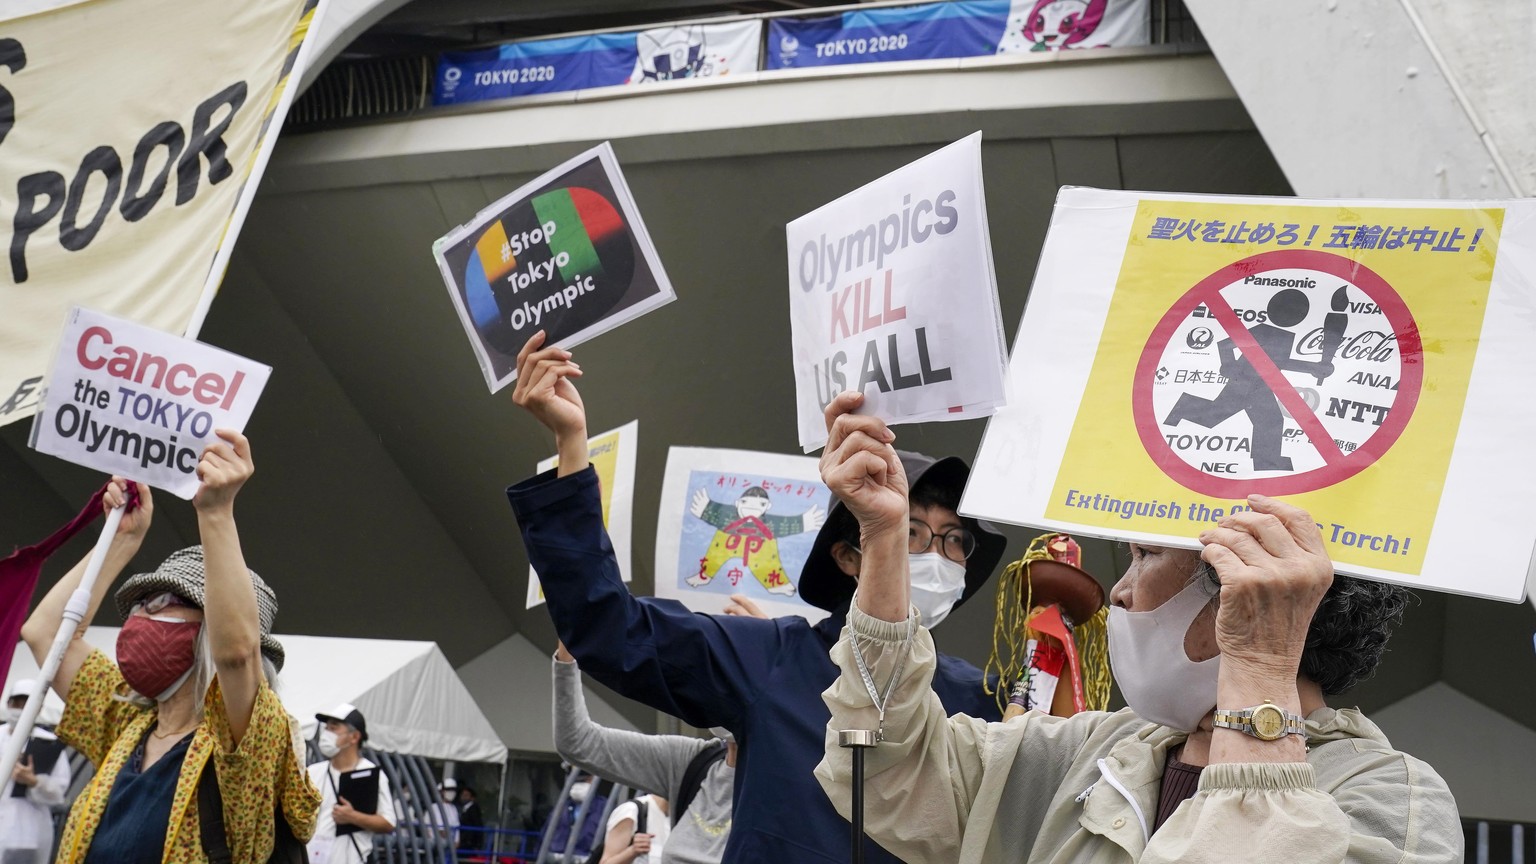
top-left (0, 0), bottom-right (331, 784)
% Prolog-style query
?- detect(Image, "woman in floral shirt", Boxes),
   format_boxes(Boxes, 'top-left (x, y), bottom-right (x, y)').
top-left (20, 431), bottom-right (319, 864)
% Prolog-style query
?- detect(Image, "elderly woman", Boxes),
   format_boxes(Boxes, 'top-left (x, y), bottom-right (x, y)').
top-left (20, 431), bottom-right (319, 864)
top-left (813, 393), bottom-right (1461, 864)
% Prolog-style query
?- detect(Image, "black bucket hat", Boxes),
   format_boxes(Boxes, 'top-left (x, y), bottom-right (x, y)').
top-left (798, 450), bottom-right (1007, 613)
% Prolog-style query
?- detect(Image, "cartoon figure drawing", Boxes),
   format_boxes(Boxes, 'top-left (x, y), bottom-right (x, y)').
top-left (1163, 288), bottom-right (1341, 472)
top-left (997, 0), bottom-right (1107, 53)
top-left (685, 486), bottom-right (826, 595)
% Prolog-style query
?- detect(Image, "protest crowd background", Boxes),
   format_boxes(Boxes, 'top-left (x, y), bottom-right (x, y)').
top-left (3, 1), bottom-right (1536, 863)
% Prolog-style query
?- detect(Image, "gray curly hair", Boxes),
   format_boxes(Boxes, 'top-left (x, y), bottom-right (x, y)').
top-left (1195, 562), bottom-right (1409, 695)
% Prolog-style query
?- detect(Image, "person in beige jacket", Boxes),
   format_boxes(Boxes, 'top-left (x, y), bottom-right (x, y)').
top-left (812, 392), bottom-right (1462, 864)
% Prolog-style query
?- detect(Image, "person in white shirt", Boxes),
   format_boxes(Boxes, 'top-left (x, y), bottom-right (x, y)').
top-left (604, 794), bottom-right (670, 864)
top-left (305, 703), bottom-right (396, 864)
top-left (431, 780), bottom-right (462, 841)
top-left (0, 680), bottom-right (71, 864)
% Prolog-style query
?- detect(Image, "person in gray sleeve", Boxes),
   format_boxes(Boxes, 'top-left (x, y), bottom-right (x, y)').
top-left (553, 643), bottom-right (734, 864)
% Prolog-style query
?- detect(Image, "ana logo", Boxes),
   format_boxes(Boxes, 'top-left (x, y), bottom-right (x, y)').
top-left (461, 185), bottom-right (633, 354)
top-left (1186, 327), bottom-right (1214, 350)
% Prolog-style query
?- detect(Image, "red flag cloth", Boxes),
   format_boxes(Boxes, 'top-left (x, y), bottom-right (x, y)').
top-left (0, 484), bottom-right (120, 685)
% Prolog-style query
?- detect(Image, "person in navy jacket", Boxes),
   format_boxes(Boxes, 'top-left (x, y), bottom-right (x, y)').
top-left (506, 333), bottom-right (1005, 864)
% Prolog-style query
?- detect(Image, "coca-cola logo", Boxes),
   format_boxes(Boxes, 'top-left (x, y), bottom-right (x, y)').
top-left (1296, 328), bottom-right (1398, 363)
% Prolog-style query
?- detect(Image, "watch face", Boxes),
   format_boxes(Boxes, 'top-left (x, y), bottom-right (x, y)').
top-left (1252, 705), bottom-right (1285, 740)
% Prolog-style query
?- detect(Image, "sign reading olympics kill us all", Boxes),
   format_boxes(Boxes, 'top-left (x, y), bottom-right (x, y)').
top-left (433, 142), bottom-right (675, 392)
top-left (30, 307), bottom-right (271, 499)
top-left (787, 132), bottom-right (1009, 451)
top-left (962, 188), bottom-right (1536, 602)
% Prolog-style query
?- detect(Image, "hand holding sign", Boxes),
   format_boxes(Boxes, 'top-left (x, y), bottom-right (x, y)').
top-left (1199, 495), bottom-right (1334, 683)
top-left (512, 332), bottom-right (588, 464)
top-left (192, 430), bottom-right (254, 514)
top-left (819, 392), bottom-right (907, 537)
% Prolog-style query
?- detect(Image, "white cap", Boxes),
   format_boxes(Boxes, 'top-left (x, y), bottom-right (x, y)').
top-left (7, 679), bottom-right (36, 700)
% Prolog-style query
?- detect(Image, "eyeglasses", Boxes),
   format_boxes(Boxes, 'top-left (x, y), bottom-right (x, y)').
top-left (130, 592), bottom-right (195, 616)
top-left (909, 519), bottom-right (977, 562)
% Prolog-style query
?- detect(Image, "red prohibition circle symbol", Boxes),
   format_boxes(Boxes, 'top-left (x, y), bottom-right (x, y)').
top-left (1132, 249), bottom-right (1423, 497)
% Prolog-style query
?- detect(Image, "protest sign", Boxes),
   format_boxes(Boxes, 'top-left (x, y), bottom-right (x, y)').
top-left (29, 307), bottom-right (271, 499)
top-left (434, 20), bottom-right (761, 105)
top-left (654, 448), bottom-right (833, 622)
top-left (0, 0), bottom-right (320, 428)
top-left (766, 0), bottom-right (1147, 69)
top-left (962, 187), bottom-right (1536, 602)
top-left (527, 421), bottom-right (638, 609)
top-left (433, 143), bottom-right (675, 393)
top-left (787, 132), bottom-right (1008, 452)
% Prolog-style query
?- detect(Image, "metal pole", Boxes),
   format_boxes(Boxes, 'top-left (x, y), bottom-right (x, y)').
top-left (839, 729), bottom-right (877, 864)
top-left (0, 506), bottom-right (123, 785)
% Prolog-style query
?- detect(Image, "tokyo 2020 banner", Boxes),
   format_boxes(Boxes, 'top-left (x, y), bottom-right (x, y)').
top-left (434, 20), bottom-right (761, 105)
top-left (766, 0), bottom-right (1148, 69)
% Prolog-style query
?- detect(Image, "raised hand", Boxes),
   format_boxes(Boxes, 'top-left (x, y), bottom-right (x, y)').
top-left (689, 488), bottom-right (709, 519)
top-left (818, 392), bottom-right (906, 537)
top-left (192, 430), bottom-right (253, 513)
top-left (104, 477), bottom-right (152, 543)
top-left (1199, 495), bottom-right (1334, 684)
top-left (512, 331), bottom-right (586, 442)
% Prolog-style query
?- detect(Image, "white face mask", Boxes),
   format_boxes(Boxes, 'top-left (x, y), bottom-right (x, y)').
top-left (1108, 577), bottom-right (1222, 732)
top-left (569, 781), bottom-right (592, 803)
top-left (3, 707), bottom-right (20, 725)
top-left (317, 728), bottom-right (342, 758)
top-left (908, 552), bottom-right (967, 628)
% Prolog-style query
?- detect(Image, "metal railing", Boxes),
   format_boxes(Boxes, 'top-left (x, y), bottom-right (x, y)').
top-left (289, 0), bottom-right (1205, 131)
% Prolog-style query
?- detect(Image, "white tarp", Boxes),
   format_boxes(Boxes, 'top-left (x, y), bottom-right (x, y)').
top-left (8, 628), bottom-right (507, 764)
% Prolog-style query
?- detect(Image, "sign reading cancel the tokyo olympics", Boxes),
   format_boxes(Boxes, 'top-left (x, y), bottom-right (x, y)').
top-left (962, 188), bottom-right (1536, 602)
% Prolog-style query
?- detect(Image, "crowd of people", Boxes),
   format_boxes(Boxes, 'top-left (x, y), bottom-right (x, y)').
top-left (2, 325), bottom-right (1462, 864)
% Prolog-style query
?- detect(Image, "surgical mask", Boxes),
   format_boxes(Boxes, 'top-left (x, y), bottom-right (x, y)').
top-left (569, 781), bottom-right (592, 803)
top-left (317, 728), bottom-right (342, 758)
top-left (3, 707), bottom-right (20, 725)
top-left (1108, 578), bottom-right (1221, 732)
top-left (908, 553), bottom-right (967, 628)
top-left (442, 790), bottom-right (458, 803)
top-left (117, 614), bottom-right (201, 701)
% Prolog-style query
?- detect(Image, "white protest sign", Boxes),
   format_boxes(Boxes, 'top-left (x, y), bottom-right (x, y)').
top-left (433, 143), bottom-right (675, 393)
top-left (527, 421), bottom-right (638, 609)
top-left (654, 447), bottom-right (833, 623)
top-left (787, 132), bottom-right (1008, 452)
top-left (963, 187), bottom-right (1536, 602)
top-left (29, 307), bottom-right (271, 499)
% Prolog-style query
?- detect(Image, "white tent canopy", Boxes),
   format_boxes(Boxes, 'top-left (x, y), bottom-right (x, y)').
top-left (8, 628), bottom-right (507, 765)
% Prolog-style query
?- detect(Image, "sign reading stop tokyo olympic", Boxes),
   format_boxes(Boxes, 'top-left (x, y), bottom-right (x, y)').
top-left (432, 142), bottom-right (675, 392)
top-left (1134, 250), bottom-right (1423, 497)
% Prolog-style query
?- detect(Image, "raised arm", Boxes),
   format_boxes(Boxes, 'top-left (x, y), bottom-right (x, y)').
top-left (552, 642), bottom-right (708, 799)
top-left (20, 478), bottom-right (151, 700)
top-left (193, 430), bottom-right (263, 743)
top-left (510, 332), bottom-right (786, 728)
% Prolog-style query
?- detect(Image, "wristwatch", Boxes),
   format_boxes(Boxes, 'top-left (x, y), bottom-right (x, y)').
top-left (1212, 700), bottom-right (1306, 741)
